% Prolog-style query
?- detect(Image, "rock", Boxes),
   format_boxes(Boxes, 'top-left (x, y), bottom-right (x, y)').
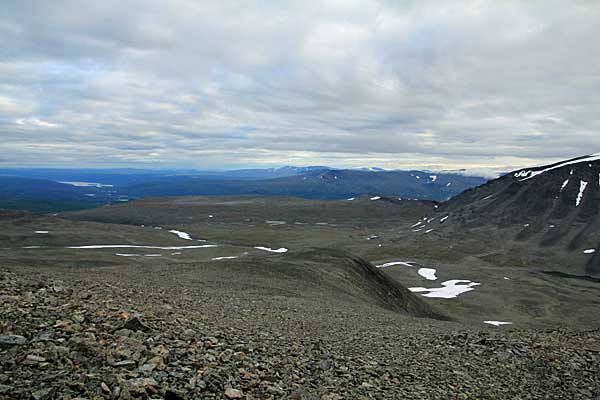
top-left (182, 328), bottom-right (196, 338)
top-left (114, 328), bottom-right (133, 337)
top-left (219, 349), bottom-right (233, 362)
top-left (165, 389), bottom-right (187, 400)
top-left (139, 363), bottom-right (156, 373)
top-left (31, 387), bottom-right (53, 400)
top-left (267, 385), bottom-right (285, 396)
top-left (127, 378), bottom-right (158, 394)
top-left (289, 389), bottom-right (319, 400)
top-left (225, 387), bottom-right (243, 399)
top-left (151, 344), bottom-right (170, 360)
top-left (68, 336), bottom-right (97, 355)
top-left (113, 360), bottom-right (137, 370)
top-left (101, 382), bottom-right (110, 393)
top-left (121, 316), bottom-right (151, 332)
top-left (0, 334), bottom-right (27, 348)
top-left (146, 356), bottom-right (165, 369)
top-left (23, 354), bottom-right (46, 364)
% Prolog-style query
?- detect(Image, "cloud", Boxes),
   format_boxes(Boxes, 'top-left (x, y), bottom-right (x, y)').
top-left (0, 0), bottom-right (599, 171)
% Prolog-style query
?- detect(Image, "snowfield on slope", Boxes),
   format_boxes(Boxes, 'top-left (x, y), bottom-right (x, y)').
top-left (514, 153), bottom-right (600, 181)
top-left (418, 268), bottom-right (437, 280)
top-left (409, 280), bottom-right (480, 299)
top-left (169, 230), bottom-right (193, 240)
top-left (68, 244), bottom-right (217, 250)
top-left (484, 321), bottom-right (513, 327)
top-left (254, 247), bottom-right (288, 253)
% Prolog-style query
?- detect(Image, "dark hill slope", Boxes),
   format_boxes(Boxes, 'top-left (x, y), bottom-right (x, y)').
top-left (273, 250), bottom-right (448, 320)
top-left (435, 153), bottom-right (600, 274)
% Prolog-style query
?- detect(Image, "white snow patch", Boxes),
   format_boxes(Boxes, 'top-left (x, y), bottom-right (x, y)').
top-left (144, 254), bottom-right (162, 257)
top-left (376, 261), bottom-right (416, 268)
top-left (35, 231), bottom-right (49, 234)
top-left (208, 215), bottom-right (214, 218)
top-left (254, 246), bottom-right (288, 253)
top-left (584, 249), bottom-right (596, 254)
top-left (370, 196), bottom-right (381, 201)
top-left (515, 153), bottom-right (600, 181)
top-left (482, 195), bottom-right (493, 200)
top-left (503, 277), bottom-right (511, 280)
top-left (560, 179), bottom-right (569, 192)
top-left (446, 182), bottom-right (452, 187)
top-left (484, 321), bottom-right (513, 326)
top-left (115, 253), bottom-right (142, 257)
top-left (411, 221), bottom-right (423, 228)
top-left (347, 197), bottom-right (355, 201)
top-left (440, 216), bottom-right (449, 223)
top-left (266, 220), bottom-right (286, 225)
top-left (429, 175), bottom-right (437, 182)
top-left (409, 280), bottom-right (480, 299)
top-left (418, 268), bottom-right (437, 280)
top-left (171, 252), bottom-right (181, 255)
top-left (424, 229), bottom-right (434, 234)
top-left (576, 180), bottom-right (588, 206)
top-left (169, 230), bottom-right (192, 240)
top-left (68, 244), bottom-right (217, 250)
top-left (212, 256), bottom-right (239, 260)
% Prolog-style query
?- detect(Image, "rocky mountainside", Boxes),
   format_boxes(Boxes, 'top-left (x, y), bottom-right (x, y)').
top-left (2, 262), bottom-right (599, 400)
top-left (431, 153), bottom-right (600, 274)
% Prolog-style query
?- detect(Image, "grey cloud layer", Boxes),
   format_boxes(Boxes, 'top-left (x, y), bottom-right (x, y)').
top-left (1, 0), bottom-right (599, 170)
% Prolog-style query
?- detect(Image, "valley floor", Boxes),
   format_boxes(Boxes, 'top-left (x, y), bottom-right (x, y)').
top-left (1, 196), bottom-right (600, 399)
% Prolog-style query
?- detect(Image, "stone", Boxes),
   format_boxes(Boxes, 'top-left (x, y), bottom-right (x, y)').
top-left (121, 316), bottom-right (151, 332)
top-left (23, 354), bottom-right (46, 364)
top-left (0, 334), bottom-right (27, 348)
top-left (224, 387), bottom-right (243, 399)
top-left (182, 328), bottom-right (196, 338)
top-left (139, 363), bottom-right (156, 373)
top-left (165, 389), bottom-right (187, 400)
top-left (219, 349), bottom-right (233, 362)
top-left (31, 387), bottom-right (53, 400)
top-left (113, 360), bottom-right (137, 370)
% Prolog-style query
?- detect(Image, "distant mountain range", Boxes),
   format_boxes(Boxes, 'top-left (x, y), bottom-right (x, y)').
top-left (0, 166), bottom-right (488, 212)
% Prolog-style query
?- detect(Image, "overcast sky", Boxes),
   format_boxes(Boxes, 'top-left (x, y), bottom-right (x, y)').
top-left (1, 0), bottom-right (599, 172)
